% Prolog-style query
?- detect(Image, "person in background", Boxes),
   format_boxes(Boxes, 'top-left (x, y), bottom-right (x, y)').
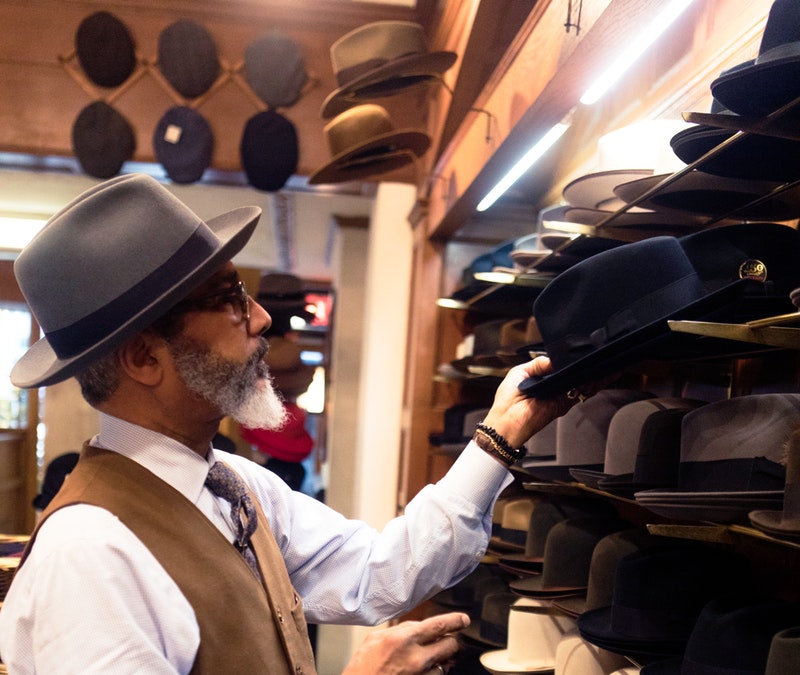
top-left (0, 175), bottom-right (566, 675)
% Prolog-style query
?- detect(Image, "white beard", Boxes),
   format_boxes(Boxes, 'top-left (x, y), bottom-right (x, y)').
top-left (167, 334), bottom-right (288, 430)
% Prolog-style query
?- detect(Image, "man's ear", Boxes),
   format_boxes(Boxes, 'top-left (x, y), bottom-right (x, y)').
top-left (116, 331), bottom-right (165, 386)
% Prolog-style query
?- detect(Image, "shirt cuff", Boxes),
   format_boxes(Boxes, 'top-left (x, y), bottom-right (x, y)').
top-left (436, 440), bottom-right (515, 509)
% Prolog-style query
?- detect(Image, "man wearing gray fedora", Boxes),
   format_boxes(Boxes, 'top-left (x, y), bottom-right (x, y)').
top-left (0, 174), bottom-right (564, 674)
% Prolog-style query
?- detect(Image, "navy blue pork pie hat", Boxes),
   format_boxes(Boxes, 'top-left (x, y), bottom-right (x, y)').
top-left (153, 106), bottom-right (214, 184)
top-left (240, 110), bottom-right (299, 192)
top-left (519, 223), bottom-right (800, 398)
top-left (711, 0), bottom-right (800, 120)
top-left (75, 11), bottom-right (137, 88)
top-left (244, 30), bottom-right (309, 108)
top-left (72, 101), bottom-right (136, 179)
top-left (158, 19), bottom-right (220, 99)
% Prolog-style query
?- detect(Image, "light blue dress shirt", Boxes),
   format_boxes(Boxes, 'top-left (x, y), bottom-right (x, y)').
top-left (0, 413), bottom-right (511, 674)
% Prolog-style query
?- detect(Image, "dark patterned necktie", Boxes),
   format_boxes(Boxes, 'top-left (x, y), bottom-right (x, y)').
top-left (205, 461), bottom-right (261, 580)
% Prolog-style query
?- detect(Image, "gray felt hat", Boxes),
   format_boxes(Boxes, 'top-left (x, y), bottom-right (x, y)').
top-left (12, 174), bottom-right (260, 388)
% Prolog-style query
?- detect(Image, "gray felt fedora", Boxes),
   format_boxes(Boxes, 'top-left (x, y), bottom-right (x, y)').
top-left (12, 174), bottom-right (260, 388)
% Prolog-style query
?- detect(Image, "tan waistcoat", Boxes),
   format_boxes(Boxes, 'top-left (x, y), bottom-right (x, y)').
top-left (21, 444), bottom-right (317, 675)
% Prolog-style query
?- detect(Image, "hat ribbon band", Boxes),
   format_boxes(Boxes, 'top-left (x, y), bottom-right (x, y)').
top-left (336, 52), bottom-right (419, 87)
top-left (46, 227), bottom-right (218, 359)
top-left (545, 273), bottom-right (707, 367)
top-left (678, 456), bottom-right (785, 492)
top-left (610, 603), bottom-right (700, 641)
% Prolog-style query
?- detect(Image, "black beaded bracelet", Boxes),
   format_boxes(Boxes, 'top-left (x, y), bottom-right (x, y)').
top-left (474, 422), bottom-right (527, 465)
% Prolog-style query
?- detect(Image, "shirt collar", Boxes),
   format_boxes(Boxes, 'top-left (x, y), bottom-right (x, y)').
top-left (92, 413), bottom-right (212, 503)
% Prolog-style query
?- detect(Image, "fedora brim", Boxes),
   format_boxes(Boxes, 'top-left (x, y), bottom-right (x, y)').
top-left (613, 171), bottom-right (800, 221)
top-left (710, 57), bottom-right (800, 120)
top-left (480, 648), bottom-right (558, 674)
top-left (320, 51), bottom-right (457, 118)
top-left (518, 278), bottom-right (749, 398)
top-left (748, 509), bottom-right (800, 538)
top-left (12, 206), bottom-right (260, 388)
top-left (563, 207), bottom-right (708, 232)
top-left (670, 125), bottom-right (800, 183)
top-left (562, 169), bottom-right (654, 210)
top-left (308, 131), bottom-right (430, 185)
top-left (682, 110), bottom-right (800, 141)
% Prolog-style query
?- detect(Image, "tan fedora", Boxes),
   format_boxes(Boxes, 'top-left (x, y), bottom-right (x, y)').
top-left (308, 104), bottom-right (430, 185)
top-left (321, 20), bottom-right (456, 118)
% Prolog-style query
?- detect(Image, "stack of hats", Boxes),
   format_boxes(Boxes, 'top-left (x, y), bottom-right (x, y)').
top-left (311, 20), bottom-right (455, 184)
top-left (633, 393), bottom-right (800, 523)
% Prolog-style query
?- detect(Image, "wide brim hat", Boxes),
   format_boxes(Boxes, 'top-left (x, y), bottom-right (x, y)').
top-left (518, 224), bottom-right (797, 398)
top-left (72, 101), bottom-right (136, 179)
top-left (524, 390), bottom-right (655, 483)
top-left (669, 120), bottom-right (800, 183)
top-left (240, 110), bottom-right (299, 192)
top-left (157, 18), bottom-right (220, 99)
top-left (244, 29), bottom-right (308, 108)
top-left (509, 515), bottom-right (628, 599)
top-left (12, 174), bottom-right (260, 388)
top-left (321, 20), bottom-right (456, 118)
top-left (153, 106), bottom-right (214, 184)
top-left (640, 598), bottom-right (800, 675)
top-left (309, 104), bottom-right (430, 185)
top-left (75, 11), bottom-right (137, 88)
top-left (561, 207), bottom-right (708, 236)
top-left (613, 170), bottom-right (800, 221)
top-left (575, 398), bottom-right (706, 490)
top-left (578, 542), bottom-right (752, 660)
top-left (710, 0), bottom-right (800, 119)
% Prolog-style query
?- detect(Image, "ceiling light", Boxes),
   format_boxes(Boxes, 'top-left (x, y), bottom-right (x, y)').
top-left (580, 0), bottom-right (696, 105)
top-left (476, 121), bottom-right (570, 212)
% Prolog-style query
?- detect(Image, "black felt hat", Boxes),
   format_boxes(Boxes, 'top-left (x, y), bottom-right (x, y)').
top-left (71, 101), bottom-right (136, 179)
top-left (240, 110), bottom-right (299, 192)
top-left (710, 0), bottom-right (800, 120)
top-left (75, 11), bottom-right (137, 88)
top-left (519, 223), bottom-right (800, 398)
top-left (153, 106), bottom-right (214, 184)
top-left (157, 19), bottom-right (220, 99)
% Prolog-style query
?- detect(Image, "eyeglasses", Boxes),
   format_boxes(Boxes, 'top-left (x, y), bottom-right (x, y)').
top-left (170, 280), bottom-right (251, 326)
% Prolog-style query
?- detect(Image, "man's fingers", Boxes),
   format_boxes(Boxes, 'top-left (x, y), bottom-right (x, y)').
top-left (415, 612), bottom-right (469, 645)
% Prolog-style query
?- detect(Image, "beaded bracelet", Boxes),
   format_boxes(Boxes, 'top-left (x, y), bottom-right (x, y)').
top-left (473, 422), bottom-right (527, 466)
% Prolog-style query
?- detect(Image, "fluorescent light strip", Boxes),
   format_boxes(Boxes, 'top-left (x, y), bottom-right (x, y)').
top-left (580, 0), bottom-right (696, 105)
top-left (476, 122), bottom-right (570, 212)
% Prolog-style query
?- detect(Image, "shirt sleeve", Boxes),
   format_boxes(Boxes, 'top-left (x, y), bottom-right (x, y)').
top-left (226, 441), bottom-right (513, 625)
top-left (0, 506), bottom-right (199, 675)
